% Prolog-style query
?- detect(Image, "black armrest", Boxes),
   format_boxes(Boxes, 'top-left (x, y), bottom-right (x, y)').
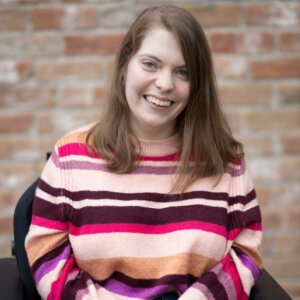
top-left (0, 257), bottom-right (23, 300)
top-left (250, 269), bottom-right (292, 300)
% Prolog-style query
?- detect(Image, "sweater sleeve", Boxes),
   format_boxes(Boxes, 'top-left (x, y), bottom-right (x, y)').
top-left (178, 161), bottom-right (263, 300)
top-left (24, 146), bottom-right (123, 300)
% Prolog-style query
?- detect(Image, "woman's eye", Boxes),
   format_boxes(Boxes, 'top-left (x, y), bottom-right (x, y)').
top-left (177, 69), bottom-right (189, 79)
top-left (142, 60), bottom-right (156, 70)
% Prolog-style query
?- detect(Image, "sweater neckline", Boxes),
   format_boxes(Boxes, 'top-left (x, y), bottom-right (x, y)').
top-left (132, 133), bottom-right (181, 157)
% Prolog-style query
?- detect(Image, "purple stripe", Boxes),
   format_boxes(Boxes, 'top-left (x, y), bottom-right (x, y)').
top-left (211, 263), bottom-right (237, 300)
top-left (192, 282), bottom-right (215, 299)
top-left (104, 278), bottom-right (170, 298)
top-left (239, 254), bottom-right (261, 282)
top-left (52, 151), bottom-right (177, 175)
top-left (33, 245), bottom-right (71, 284)
top-left (225, 162), bottom-right (245, 177)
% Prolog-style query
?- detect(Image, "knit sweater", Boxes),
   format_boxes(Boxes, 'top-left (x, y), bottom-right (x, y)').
top-left (25, 125), bottom-right (263, 300)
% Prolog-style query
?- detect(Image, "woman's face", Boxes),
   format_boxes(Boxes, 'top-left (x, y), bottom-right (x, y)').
top-left (125, 27), bottom-right (190, 140)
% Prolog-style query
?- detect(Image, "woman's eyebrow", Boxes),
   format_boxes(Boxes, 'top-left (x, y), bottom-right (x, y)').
top-left (137, 54), bottom-right (186, 68)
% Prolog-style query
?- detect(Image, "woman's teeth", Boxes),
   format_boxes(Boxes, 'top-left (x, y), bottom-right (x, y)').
top-left (145, 95), bottom-right (172, 107)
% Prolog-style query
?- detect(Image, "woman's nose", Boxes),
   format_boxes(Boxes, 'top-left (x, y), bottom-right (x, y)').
top-left (155, 70), bottom-right (174, 92)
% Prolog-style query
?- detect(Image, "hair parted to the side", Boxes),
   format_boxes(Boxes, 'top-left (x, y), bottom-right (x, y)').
top-left (86, 5), bottom-right (244, 193)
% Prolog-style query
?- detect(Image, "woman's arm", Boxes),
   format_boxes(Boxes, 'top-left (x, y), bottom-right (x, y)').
top-left (178, 161), bottom-right (263, 300)
top-left (25, 148), bottom-right (126, 300)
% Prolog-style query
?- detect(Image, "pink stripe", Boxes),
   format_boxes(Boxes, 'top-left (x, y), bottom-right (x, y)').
top-left (228, 222), bottom-right (262, 240)
top-left (221, 255), bottom-right (248, 300)
top-left (48, 256), bottom-right (75, 300)
top-left (32, 215), bottom-right (69, 231)
top-left (69, 221), bottom-right (226, 236)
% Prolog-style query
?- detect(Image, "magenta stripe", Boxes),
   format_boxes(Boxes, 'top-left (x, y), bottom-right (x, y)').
top-left (32, 215), bottom-right (69, 231)
top-left (33, 245), bottom-right (71, 284)
top-left (69, 220), bottom-right (226, 236)
top-left (104, 278), bottom-right (169, 298)
top-left (58, 143), bottom-right (180, 161)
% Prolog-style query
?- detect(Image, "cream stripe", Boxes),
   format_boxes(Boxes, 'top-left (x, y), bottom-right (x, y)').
top-left (70, 230), bottom-right (226, 261)
top-left (58, 168), bottom-right (246, 195)
top-left (76, 252), bottom-right (218, 280)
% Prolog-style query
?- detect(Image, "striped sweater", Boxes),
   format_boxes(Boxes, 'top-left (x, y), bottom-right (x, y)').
top-left (25, 125), bottom-right (263, 300)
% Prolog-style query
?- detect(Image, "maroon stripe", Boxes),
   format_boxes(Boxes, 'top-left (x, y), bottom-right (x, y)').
top-left (228, 189), bottom-right (256, 206)
top-left (33, 197), bottom-right (228, 227)
top-left (228, 206), bottom-right (261, 230)
top-left (197, 271), bottom-right (229, 300)
top-left (98, 272), bottom-right (196, 288)
top-left (39, 178), bottom-right (256, 206)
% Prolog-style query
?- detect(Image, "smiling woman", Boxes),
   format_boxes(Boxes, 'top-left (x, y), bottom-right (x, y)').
top-left (125, 28), bottom-right (190, 140)
top-left (25, 5), bottom-right (263, 300)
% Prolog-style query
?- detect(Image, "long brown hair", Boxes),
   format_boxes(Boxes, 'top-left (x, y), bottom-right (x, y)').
top-left (86, 5), bottom-right (243, 193)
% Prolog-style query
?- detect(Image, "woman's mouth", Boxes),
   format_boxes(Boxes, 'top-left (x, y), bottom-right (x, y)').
top-left (144, 95), bottom-right (173, 107)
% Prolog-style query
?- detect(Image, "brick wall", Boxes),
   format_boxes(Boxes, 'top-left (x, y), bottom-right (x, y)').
top-left (0, 0), bottom-right (299, 298)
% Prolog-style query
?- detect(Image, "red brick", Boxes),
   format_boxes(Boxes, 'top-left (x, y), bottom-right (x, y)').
top-left (0, 241), bottom-right (13, 259)
top-left (60, 86), bottom-right (107, 107)
top-left (0, 34), bottom-right (59, 56)
top-left (0, 190), bottom-right (21, 209)
top-left (210, 32), bottom-right (274, 53)
top-left (0, 136), bottom-right (55, 160)
top-left (0, 163), bottom-right (36, 189)
top-left (185, 5), bottom-right (240, 27)
top-left (240, 136), bottom-right (273, 155)
top-left (0, 8), bottom-right (25, 30)
top-left (37, 111), bottom-right (100, 135)
top-left (264, 257), bottom-right (300, 278)
top-left (275, 234), bottom-right (300, 255)
top-left (279, 84), bottom-right (300, 105)
top-left (219, 84), bottom-right (271, 106)
top-left (0, 60), bottom-right (32, 84)
top-left (251, 58), bottom-right (300, 79)
top-left (255, 186), bottom-right (270, 206)
top-left (100, 6), bottom-right (142, 28)
top-left (246, 3), bottom-right (300, 26)
top-left (65, 34), bottom-right (124, 55)
top-left (0, 87), bottom-right (55, 108)
top-left (281, 135), bottom-right (300, 154)
top-left (280, 32), bottom-right (300, 53)
top-left (30, 6), bottom-right (98, 30)
top-left (280, 157), bottom-right (300, 180)
top-left (224, 110), bottom-right (242, 132)
top-left (214, 56), bottom-right (248, 78)
top-left (261, 209), bottom-right (284, 230)
top-left (36, 60), bottom-right (102, 81)
top-left (246, 110), bottom-right (300, 131)
top-left (0, 217), bottom-right (13, 235)
top-left (0, 112), bottom-right (33, 133)
top-left (272, 184), bottom-right (300, 207)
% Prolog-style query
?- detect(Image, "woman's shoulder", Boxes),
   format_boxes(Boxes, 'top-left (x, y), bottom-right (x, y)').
top-left (56, 123), bottom-right (95, 148)
top-left (53, 123), bottom-right (96, 159)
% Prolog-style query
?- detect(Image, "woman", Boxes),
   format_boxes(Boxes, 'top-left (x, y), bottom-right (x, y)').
top-left (25, 5), bottom-right (262, 300)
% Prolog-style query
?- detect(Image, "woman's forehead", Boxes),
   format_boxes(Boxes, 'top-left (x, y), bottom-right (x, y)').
top-left (135, 28), bottom-right (186, 66)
